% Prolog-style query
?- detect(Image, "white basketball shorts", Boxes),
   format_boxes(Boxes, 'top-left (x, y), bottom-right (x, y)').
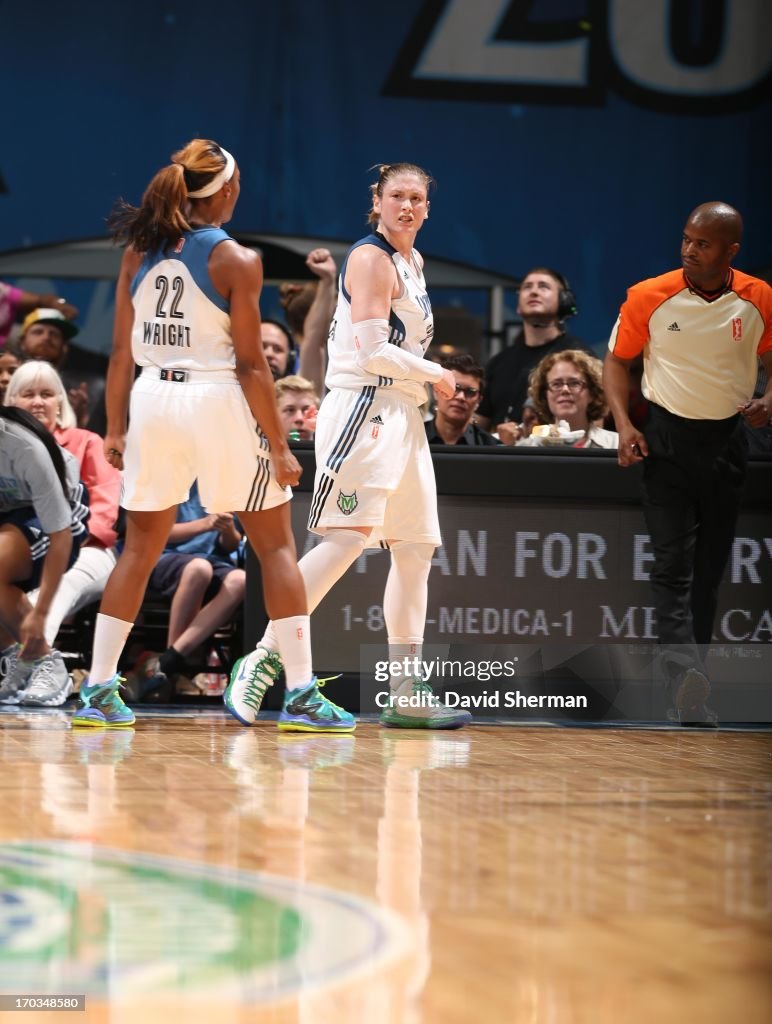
top-left (121, 371), bottom-right (291, 512)
top-left (307, 386), bottom-right (441, 547)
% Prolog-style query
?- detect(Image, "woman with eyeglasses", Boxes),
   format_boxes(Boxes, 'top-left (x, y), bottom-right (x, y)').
top-left (520, 349), bottom-right (619, 449)
top-left (425, 353), bottom-right (500, 446)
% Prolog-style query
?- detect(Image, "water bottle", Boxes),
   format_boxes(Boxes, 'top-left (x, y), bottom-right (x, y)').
top-left (203, 647), bottom-right (226, 696)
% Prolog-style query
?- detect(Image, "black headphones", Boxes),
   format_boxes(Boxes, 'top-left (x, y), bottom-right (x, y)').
top-left (518, 268), bottom-right (578, 322)
top-left (549, 269), bottom-right (578, 321)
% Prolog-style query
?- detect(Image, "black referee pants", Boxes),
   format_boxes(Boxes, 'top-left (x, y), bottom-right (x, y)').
top-left (641, 403), bottom-right (747, 674)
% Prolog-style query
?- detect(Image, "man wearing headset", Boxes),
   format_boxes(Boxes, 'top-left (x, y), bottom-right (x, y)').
top-left (476, 267), bottom-right (590, 436)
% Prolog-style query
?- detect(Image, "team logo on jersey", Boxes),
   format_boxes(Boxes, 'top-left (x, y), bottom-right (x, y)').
top-left (731, 317), bottom-right (743, 341)
top-left (337, 490), bottom-right (358, 515)
top-left (370, 414), bottom-right (384, 439)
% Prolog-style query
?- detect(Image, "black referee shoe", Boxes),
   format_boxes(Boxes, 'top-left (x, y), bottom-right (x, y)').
top-left (668, 668), bottom-right (718, 727)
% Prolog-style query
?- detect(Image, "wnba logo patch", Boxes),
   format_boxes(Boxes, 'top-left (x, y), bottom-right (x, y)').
top-left (731, 317), bottom-right (743, 341)
top-left (370, 414), bottom-right (384, 439)
top-left (337, 490), bottom-right (358, 515)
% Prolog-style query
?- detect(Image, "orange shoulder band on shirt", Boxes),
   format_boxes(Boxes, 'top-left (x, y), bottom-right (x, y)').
top-left (610, 270), bottom-right (685, 360)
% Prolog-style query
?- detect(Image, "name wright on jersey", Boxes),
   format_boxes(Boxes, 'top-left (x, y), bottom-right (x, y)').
top-left (142, 322), bottom-right (192, 347)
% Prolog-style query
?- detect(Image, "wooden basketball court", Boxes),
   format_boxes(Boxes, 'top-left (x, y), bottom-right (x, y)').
top-left (0, 709), bottom-right (769, 1023)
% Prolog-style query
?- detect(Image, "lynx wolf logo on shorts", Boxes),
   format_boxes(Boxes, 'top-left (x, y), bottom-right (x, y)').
top-left (337, 490), bottom-right (358, 515)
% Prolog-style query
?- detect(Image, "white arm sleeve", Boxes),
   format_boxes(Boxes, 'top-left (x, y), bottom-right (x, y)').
top-left (353, 319), bottom-right (443, 383)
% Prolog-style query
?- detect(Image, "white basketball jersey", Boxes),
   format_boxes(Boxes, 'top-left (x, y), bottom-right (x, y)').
top-left (325, 232), bottom-right (435, 406)
top-left (130, 226), bottom-right (236, 376)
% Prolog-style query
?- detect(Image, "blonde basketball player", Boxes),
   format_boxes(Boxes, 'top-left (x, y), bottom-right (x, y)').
top-left (226, 163), bottom-right (471, 730)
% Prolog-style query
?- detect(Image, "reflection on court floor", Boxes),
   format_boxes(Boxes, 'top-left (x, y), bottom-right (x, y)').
top-left (0, 706), bottom-right (769, 1024)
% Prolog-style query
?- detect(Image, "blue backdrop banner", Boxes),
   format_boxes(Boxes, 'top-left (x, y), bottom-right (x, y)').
top-left (2, 1), bottom-right (770, 346)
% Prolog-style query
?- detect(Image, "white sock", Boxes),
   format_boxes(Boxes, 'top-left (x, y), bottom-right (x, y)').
top-left (260, 530), bottom-right (368, 653)
top-left (272, 615), bottom-right (312, 691)
top-left (383, 541), bottom-right (434, 690)
top-left (387, 639), bottom-right (424, 690)
top-left (88, 613), bottom-right (133, 686)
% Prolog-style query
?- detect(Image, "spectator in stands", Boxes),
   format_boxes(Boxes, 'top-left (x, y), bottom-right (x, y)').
top-left (16, 308), bottom-right (108, 430)
top-left (0, 406), bottom-right (89, 707)
top-left (5, 361), bottom-right (121, 647)
top-left (295, 248), bottom-right (338, 397)
top-left (140, 480), bottom-right (246, 699)
top-left (425, 354), bottom-right (499, 446)
top-left (477, 267), bottom-right (589, 433)
top-left (261, 319), bottom-right (297, 380)
top-left (495, 396), bottom-right (544, 445)
top-left (264, 248), bottom-right (339, 396)
top-left (0, 282), bottom-right (77, 347)
top-left (276, 375), bottom-right (319, 440)
top-left (0, 346), bottom-right (21, 403)
top-left (517, 350), bottom-right (618, 448)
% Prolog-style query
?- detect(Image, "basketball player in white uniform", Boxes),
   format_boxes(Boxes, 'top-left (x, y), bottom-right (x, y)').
top-left (72, 138), bottom-right (353, 733)
top-left (227, 163), bottom-right (471, 730)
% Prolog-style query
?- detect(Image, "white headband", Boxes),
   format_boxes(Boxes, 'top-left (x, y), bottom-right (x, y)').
top-left (186, 148), bottom-right (236, 199)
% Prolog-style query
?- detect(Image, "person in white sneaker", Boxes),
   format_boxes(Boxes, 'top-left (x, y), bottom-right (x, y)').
top-left (72, 138), bottom-right (325, 730)
top-left (233, 163), bottom-right (471, 730)
top-left (0, 406), bottom-right (89, 706)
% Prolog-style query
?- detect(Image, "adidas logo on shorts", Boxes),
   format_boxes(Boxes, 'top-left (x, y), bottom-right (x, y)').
top-left (370, 413), bottom-right (383, 440)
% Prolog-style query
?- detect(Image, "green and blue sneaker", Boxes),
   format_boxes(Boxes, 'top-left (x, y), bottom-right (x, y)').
top-left (71, 674), bottom-right (135, 728)
top-left (278, 677), bottom-right (356, 733)
top-left (224, 646), bottom-right (283, 726)
top-left (379, 678), bottom-right (472, 730)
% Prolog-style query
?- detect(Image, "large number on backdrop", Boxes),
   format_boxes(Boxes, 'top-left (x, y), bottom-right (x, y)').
top-left (383, 0), bottom-right (772, 112)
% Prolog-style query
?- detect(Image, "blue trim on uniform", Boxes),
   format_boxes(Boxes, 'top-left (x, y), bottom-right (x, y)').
top-left (326, 386), bottom-right (376, 472)
top-left (130, 226), bottom-right (232, 312)
top-left (246, 455), bottom-right (270, 512)
top-left (308, 472), bottom-right (335, 530)
top-left (69, 480), bottom-right (90, 542)
top-left (0, 503), bottom-right (86, 593)
top-left (339, 233), bottom-right (395, 304)
top-left (388, 310), bottom-right (406, 347)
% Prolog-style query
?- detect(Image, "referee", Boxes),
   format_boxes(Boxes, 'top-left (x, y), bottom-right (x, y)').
top-left (604, 202), bottom-right (772, 726)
